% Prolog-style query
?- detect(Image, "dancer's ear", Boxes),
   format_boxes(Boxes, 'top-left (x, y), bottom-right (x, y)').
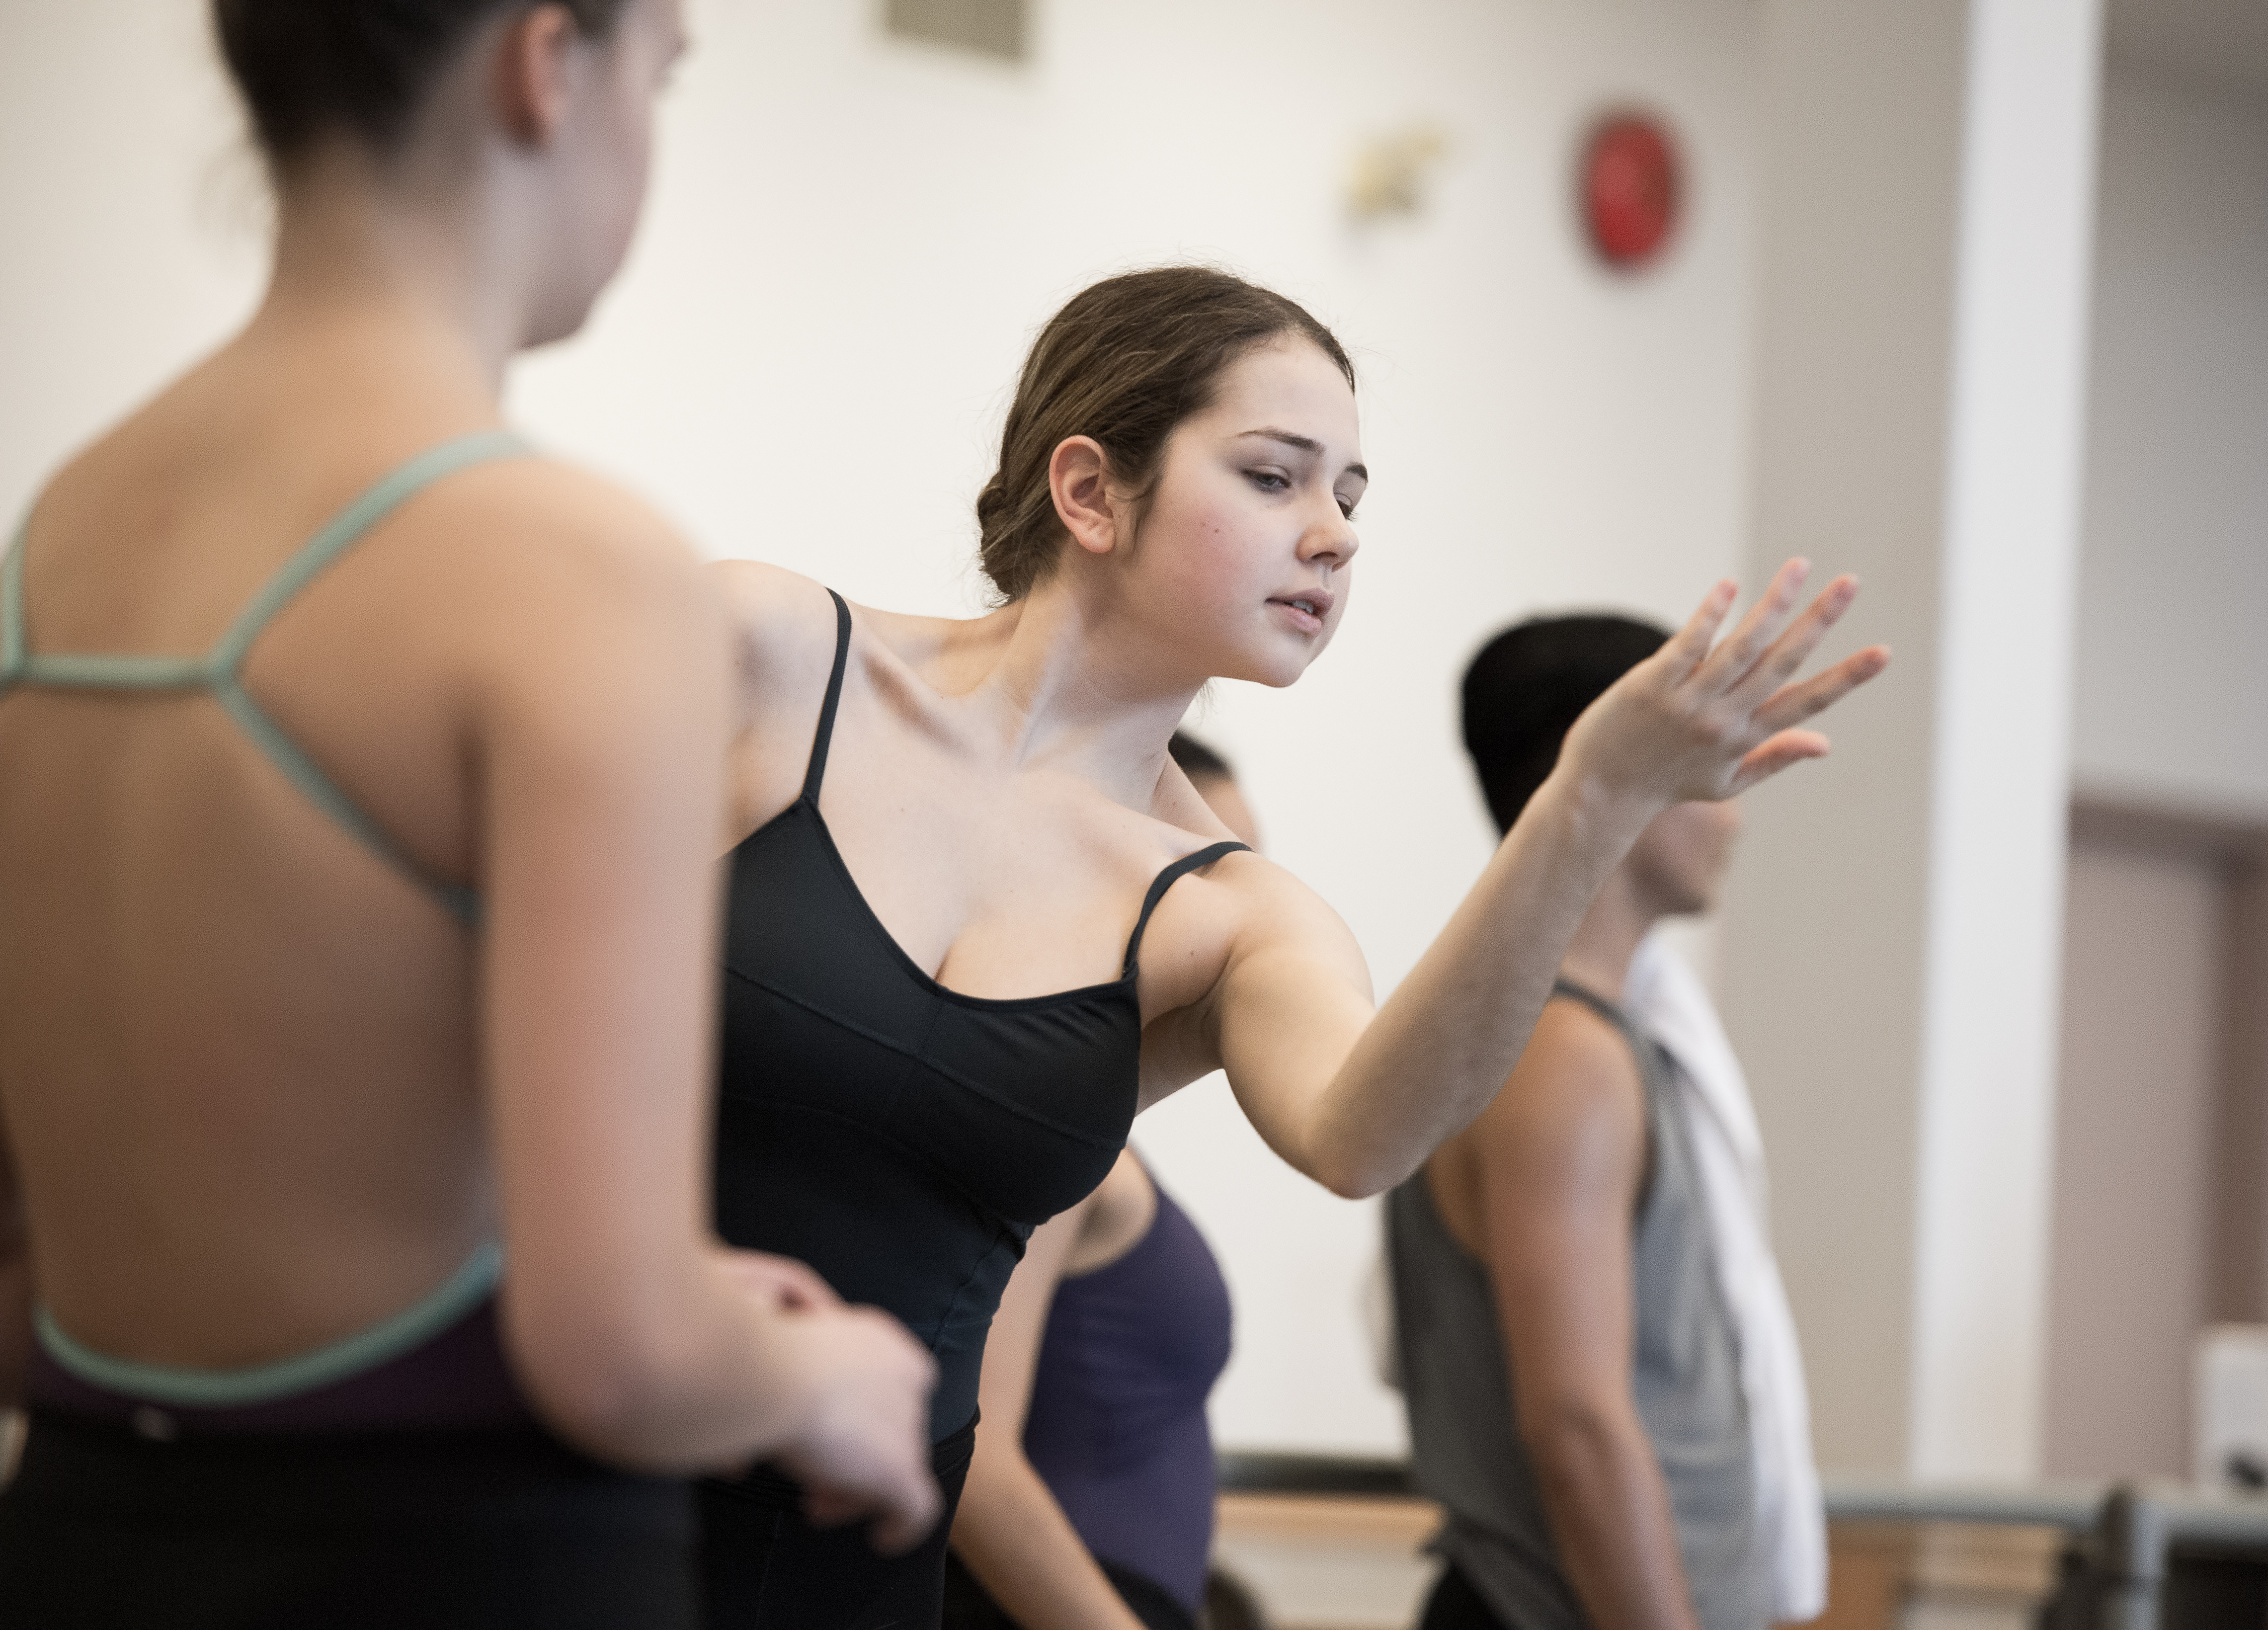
top-left (490, 3), bottom-right (585, 147)
top-left (1049, 436), bottom-right (1123, 563)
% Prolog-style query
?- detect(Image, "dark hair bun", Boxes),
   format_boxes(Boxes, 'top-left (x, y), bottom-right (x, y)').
top-left (213, 0), bottom-right (631, 167)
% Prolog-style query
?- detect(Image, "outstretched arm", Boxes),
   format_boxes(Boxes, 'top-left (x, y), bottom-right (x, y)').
top-left (1187, 562), bottom-right (1886, 1197)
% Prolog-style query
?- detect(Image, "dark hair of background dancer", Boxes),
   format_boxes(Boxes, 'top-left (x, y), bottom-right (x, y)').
top-left (1464, 615), bottom-right (1670, 832)
top-left (214, 0), bottom-right (632, 168)
top-left (974, 267), bottom-right (1354, 602)
top-left (0, 3), bottom-right (935, 1623)
top-left (1164, 732), bottom-right (1229, 782)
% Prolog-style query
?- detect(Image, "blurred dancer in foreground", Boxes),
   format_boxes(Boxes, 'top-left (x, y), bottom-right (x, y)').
top-left (1391, 615), bottom-right (1827, 1630)
top-left (941, 733), bottom-right (1254, 1630)
top-left (0, 4), bottom-right (933, 1624)
top-left (706, 263), bottom-right (1884, 1625)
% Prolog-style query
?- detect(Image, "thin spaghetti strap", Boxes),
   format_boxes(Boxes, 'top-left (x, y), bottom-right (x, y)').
top-left (205, 430), bottom-right (530, 675)
top-left (0, 432), bottom-right (528, 925)
top-left (1121, 839), bottom-right (1250, 978)
top-left (800, 589), bottom-right (853, 804)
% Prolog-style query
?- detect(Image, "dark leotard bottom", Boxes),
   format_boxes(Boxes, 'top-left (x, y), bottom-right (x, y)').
top-left (940, 1550), bottom-right (1195, 1630)
top-left (697, 1415), bottom-right (977, 1629)
top-left (0, 1409), bottom-right (695, 1629)
top-left (1419, 1561), bottom-right (1513, 1630)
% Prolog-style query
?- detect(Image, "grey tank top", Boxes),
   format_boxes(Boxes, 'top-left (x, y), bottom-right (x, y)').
top-left (1388, 980), bottom-right (1767, 1630)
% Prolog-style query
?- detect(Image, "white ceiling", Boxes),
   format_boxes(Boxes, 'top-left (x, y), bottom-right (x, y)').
top-left (2107, 0), bottom-right (2268, 103)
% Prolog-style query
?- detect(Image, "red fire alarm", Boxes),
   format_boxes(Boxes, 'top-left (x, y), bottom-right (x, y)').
top-left (1581, 113), bottom-right (1679, 270)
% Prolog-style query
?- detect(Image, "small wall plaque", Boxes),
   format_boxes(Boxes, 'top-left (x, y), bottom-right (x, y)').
top-left (885, 0), bottom-right (1028, 63)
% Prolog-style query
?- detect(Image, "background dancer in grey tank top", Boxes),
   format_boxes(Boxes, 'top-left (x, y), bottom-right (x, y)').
top-left (1391, 614), bottom-right (1773, 1630)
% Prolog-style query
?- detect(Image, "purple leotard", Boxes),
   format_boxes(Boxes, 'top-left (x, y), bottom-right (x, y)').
top-left (1021, 1172), bottom-right (1233, 1616)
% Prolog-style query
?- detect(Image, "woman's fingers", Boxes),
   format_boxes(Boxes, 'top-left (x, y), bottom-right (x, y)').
top-left (1661, 579), bottom-right (1741, 680)
top-left (799, 1478), bottom-right (941, 1556)
top-left (1569, 561), bottom-right (1880, 808)
top-left (720, 1250), bottom-right (842, 1312)
top-left (1749, 643), bottom-right (1892, 736)
top-left (1724, 574), bottom-right (1861, 711)
top-left (1690, 559), bottom-right (1811, 697)
top-left (866, 1480), bottom-right (948, 1556)
top-left (1726, 728), bottom-right (1833, 796)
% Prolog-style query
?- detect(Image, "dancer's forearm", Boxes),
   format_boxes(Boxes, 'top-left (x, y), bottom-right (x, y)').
top-left (1225, 766), bottom-right (1656, 1198)
top-left (1525, 1392), bottom-right (1703, 1630)
top-left (955, 1440), bottom-right (1150, 1630)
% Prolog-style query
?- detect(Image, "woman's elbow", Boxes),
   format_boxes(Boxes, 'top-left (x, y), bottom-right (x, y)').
top-left (1322, 1165), bottom-right (1388, 1202)
top-left (1301, 1140), bottom-right (1407, 1201)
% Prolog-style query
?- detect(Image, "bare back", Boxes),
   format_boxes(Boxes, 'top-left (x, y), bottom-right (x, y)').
top-left (1, 340), bottom-right (616, 1369)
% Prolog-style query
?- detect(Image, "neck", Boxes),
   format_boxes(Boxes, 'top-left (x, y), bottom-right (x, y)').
top-left (1557, 867), bottom-right (1661, 1004)
top-left (246, 144), bottom-right (532, 403)
top-left (933, 572), bottom-right (1208, 811)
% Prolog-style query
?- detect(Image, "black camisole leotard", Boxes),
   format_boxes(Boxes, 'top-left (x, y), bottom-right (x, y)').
top-left (699, 590), bottom-right (1246, 1627)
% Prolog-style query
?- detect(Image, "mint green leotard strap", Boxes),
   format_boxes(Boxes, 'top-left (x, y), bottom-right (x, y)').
top-left (0, 430), bottom-right (532, 925)
top-left (34, 1240), bottom-right (504, 1409)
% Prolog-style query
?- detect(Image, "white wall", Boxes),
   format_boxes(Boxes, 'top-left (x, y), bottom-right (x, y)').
top-left (2071, 67), bottom-right (2268, 819)
top-left (0, 0), bottom-right (1763, 1455)
top-left (0, 4), bottom-right (268, 512)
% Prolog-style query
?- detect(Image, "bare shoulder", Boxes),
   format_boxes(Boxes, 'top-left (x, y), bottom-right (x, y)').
top-left (710, 559), bottom-right (839, 651)
top-left (708, 559), bottom-right (845, 703)
top-left (385, 459), bottom-right (730, 723)
top-left (1529, 996), bottom-right (1644, 1091)
top-left (1216, 849), bottom-right (1368, 979)
top-left (709, 563), bottom-right (854, 842)
top-left (439, 458), bottom-right (702, 591)
top-left (1475, 996), bottom-right (1647, 1172)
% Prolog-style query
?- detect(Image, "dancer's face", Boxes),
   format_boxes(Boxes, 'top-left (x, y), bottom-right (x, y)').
top-left (1627, 798), bottom-right (1742, 917)
top-left (528, 0), bottom-right (688, 345)
top-left (1129, 339), bottom-right (1366, 688)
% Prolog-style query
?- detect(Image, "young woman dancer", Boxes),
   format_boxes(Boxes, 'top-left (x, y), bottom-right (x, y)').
top-left (0, 3), bottom-right (935, 1624)
top-left (942, 733), bottom-right (1253, 1630)
top-left (705, 265), bottom-right (1889, 1627)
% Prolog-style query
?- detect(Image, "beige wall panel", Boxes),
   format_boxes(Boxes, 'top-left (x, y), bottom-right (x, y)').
top-left (2042, 834), bottom-right (2223, 1478)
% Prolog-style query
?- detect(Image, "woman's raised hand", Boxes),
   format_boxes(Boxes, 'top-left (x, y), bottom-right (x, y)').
top-left (1557, 559), bottom-right (1891, 812)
